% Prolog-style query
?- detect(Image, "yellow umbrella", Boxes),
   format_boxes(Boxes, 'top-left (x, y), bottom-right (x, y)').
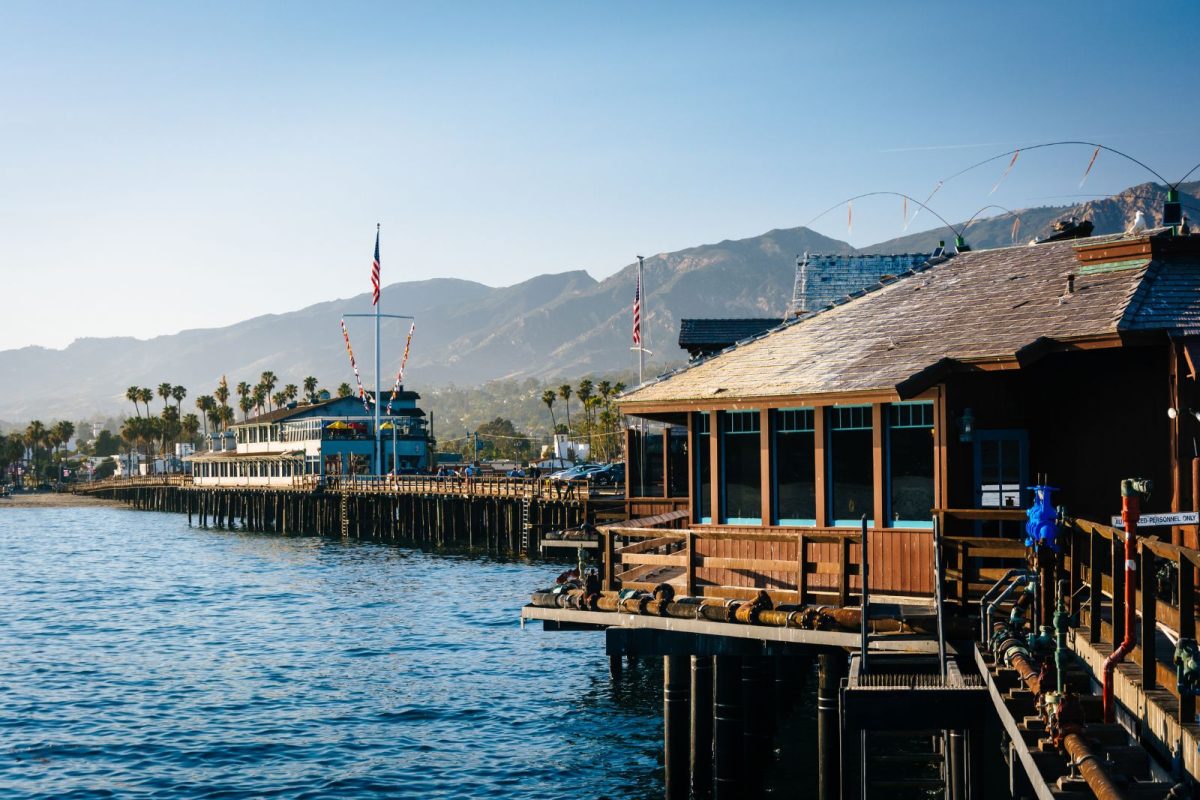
top-left (380, 421), bottom-right (395, 430)
top-left (325, 420), bottom-right (351, 430)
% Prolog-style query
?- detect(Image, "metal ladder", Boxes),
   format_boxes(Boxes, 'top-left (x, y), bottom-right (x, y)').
top-left (339, 492), bottom-right (349, 538)
top-left (519, 497), bottom-right (532, 555)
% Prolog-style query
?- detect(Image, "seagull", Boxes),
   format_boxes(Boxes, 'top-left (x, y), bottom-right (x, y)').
top-left (1126, 210), bottom-right (1148, 235)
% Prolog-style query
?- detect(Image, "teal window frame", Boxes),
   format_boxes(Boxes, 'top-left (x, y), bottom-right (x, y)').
top-left (887, 401), bottom-right (935, 529)
top-left (720, 410), bottom-right (762, 525)
top-left (828, 404), bottom-right (875, 528)
top-left (774, 407), bottom-right (816, 526)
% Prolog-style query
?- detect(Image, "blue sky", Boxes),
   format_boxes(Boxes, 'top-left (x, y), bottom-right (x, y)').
top-left (2, 1), bottom-right (1198, 350)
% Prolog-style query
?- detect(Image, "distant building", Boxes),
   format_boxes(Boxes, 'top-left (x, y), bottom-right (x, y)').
top-left (787, 252), bottom-right (932, 316)
top-left (678, 319), bottom-right (785, 360)
top-left (191, 389), bottom-right (432, 486)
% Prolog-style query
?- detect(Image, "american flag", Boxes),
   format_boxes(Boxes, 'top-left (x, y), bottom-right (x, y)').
top-left (371, 226), bottom-right (381, 306)
top-left (632, 269), bottom-right (642, 346)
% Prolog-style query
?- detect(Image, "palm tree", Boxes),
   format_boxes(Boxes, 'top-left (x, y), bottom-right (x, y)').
top-left (303, 376), bottom-right (319, 403)
top-left (541, 390), bottom-right (557, 437)
top-left (181, 413), bottom-right (201, 446)
top-left (577, 379), bottom-right (594, 446)
top-left (126, 386), bottom-right (143, 418)
top-left (239, 394), bottom-right (254, 421)
top-left (259, 371), bottom-right (278, 412)
top-left (157, 383), bottom-right (173, 414)
top-left (236, 381), bottom-right (251, 412)
top-left (558, 384), bottom-right (573, 436)
top-left (214, 377), bottom-right (230, 430)
top-left (252, 385), bottom-right (267, 415)
top-left (160, 406), bottom-right (179, 458)
top-left (24, 421), bottom-right (46, 483)
top-left (120, 417), bottom-right (142, 473)
top-left (195, 395), bottom-right (215, 437)
top-left (272, 391), bottom-right (287, 410)
top-left (205, 406), bottom-right (223, 436)
top-left (171, 385), bottom-right (187, 417)
top-left (283, 384), bottom-right (298, 404)
top-left (51, 420), bottom-right (74, 459)
top-left (138, 387), bottom-right (154, 418)
top-left (337, 382), bottom-right (352, 398)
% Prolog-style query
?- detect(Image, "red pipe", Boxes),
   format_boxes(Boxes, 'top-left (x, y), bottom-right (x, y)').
top-left (1103, 484), bottom-right (1139, 723)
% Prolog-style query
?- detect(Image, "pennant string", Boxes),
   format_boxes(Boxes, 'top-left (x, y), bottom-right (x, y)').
top-left (385, 321), bottom-right (417, 416)
top-left (907, 180), bottom-right (943, 230)
top-left (1079, 145), bottom-right (1100, 188)
top-left (1011, 216), bottom-right (1021, 244)
top-left (340, 318), bottom-right (371, 413)
top-left (847, 200), bottom-right (853, 235)
top-left (989, 150), bottom-right (1020, 195)
top-left (902, 196), bottom-right (908, 230)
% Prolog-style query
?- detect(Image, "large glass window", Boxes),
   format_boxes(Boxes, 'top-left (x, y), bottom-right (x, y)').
top-left (695, 414), bottom-right (711, 522)
top-left (775, 408), bottom-right (816, 525)
top-left (721, 410), bottom-right (761, 524)
top-left (828, 405), bottom-right (874, 527)
top-left (888, 402), bottom-right (935, 527)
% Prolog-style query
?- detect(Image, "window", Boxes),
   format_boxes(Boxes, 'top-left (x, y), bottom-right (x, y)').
top-left (828, 405), bottom-right (874, 527)
top-left (888, 402), bottom-right (934, 527)
top-left (695, 413), bottom-right (711, 523)
top-left (775, 408), bottom-right (815, 525)
top-left (721, 410), bottom-right (761, 524)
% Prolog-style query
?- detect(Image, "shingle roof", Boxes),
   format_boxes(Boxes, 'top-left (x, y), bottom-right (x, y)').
top-left (678, 319), bottom-right (785, 348)
top-left (623, 232), bottom-right (1188, 406)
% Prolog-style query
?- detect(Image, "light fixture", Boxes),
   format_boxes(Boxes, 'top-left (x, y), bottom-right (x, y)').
top-left (1169, 407), bottom-right (1179, 419)
top-left (958, 407), bottom-right (975, 443)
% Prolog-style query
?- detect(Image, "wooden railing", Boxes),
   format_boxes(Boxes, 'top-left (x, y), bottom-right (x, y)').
top-left (76, 475), bottom-right (193, 490)
top-left (600, 524), bottom-right (937, 603)
top-left (1061, 516), bottom-right (1198, 725)
top-left (298, 473), bottom-right (591, 501)
top-left (935, 508), bottom-right (1029, 606)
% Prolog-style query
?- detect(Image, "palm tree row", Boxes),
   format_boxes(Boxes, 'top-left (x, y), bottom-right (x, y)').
top-left (540, 377), bottom-right (627, 461)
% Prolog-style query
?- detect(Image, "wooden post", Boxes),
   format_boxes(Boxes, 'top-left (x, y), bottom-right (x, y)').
top-left (797, 533), bottom-right (808, 605)
top-left (1089, 527), bottom-right (1102, 644)
top-left (838, 536), bottom-right (851, 607)
top-left (687, 414), bottom-right (696, 524)
top-left (690, 656), bottom-right (714, 800)
top-left (1180, 556), bottom-right (1195, 725)
top-left (760, 409), bottom-right (772, 526)
top-left (664, 655), bottom-right (691, 800)
top-left (814, 407), bottom-right (827, 528)
top-left (709, 411), bottom-right (720, 525)
top-left (1141, 544), bottom-right (1156, 689)
top-left (871, 403), bottom-right (885, 529)
top-left (685, 530), bottom-right (696, 597)
top-left (603, 529), bottom-right (615, 591)
top-left (662, 427), bottom-right (671, 500)
top-left (957, 542), bottom-right (970, 610)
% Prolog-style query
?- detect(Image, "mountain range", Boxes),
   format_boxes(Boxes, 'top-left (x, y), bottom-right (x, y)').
top-left (2, 181), bottom-right (1192, 422)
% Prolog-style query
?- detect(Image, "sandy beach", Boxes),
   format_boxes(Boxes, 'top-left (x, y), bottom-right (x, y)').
top-left (0, 492), bottom-right (123, 509)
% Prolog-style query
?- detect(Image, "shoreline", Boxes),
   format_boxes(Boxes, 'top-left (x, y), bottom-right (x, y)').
top-left (0, 492), bottom-right (124, 509)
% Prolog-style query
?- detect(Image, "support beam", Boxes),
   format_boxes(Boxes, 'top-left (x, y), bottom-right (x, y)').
top-left (712, 656), bottom-right (743, 799)
top-left (818, 651), bottom-right (845, 800)
top-left (691, 655), bottom-right (713, 800)
top-left (664, 655), bottom-right (690, 800)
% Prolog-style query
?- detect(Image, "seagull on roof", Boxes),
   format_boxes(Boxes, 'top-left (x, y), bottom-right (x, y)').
top-left (1126, 210), bottom-right (1148, 235)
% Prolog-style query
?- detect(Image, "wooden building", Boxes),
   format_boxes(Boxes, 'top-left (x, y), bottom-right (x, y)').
top-left (619, 229), bottom-right (1200, 597)
top-left (191, 390), bottom-right (432, 486)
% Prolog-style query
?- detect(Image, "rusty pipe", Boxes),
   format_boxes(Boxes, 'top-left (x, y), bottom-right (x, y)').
top-left (1103, 482), bottom-right (1140, 723)
top-left (1061, 732), bottom-right (1126, 800)
top-left (1006, 647), bottom-right (1042, 696)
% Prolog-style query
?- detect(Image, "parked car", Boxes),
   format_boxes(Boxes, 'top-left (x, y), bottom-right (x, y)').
top-left (589, 463), bottom-right (625, 486)
top-left (550, 463), bottom-right (601, 482)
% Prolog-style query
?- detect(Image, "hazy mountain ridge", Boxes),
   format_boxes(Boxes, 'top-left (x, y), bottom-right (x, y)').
top-left (1, 183), bottom-right (1182, 420)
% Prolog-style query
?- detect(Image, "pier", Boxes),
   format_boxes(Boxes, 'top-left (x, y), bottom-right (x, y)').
top-left (77, 474), bottom-right (600, 552)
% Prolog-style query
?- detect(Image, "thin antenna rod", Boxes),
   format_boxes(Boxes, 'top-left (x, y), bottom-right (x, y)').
top-left (936, 141), bottom-right (1169, 190)
top-left (806, 191), bottom-right (963, 239)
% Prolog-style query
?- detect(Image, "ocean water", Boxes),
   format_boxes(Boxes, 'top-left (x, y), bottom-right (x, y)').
top-left (0, 507), bottom-right (664, 799)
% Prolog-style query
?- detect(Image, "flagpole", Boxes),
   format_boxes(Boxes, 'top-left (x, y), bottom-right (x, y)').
top-left (636, 255), bottom-right (646, 498)
top-left (375, 223), bottom-right (382, 476)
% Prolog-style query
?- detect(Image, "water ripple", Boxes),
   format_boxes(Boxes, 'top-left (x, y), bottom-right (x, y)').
top-left (0, 507), bottom-right (662, 799)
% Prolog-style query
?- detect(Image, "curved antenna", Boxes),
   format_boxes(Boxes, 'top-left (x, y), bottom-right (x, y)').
top-left (1175, 162), bottom-right (1200, 187)
top-left (806, 191), bottom-right (963, 239)
top-left (935, 141), bottom-right (1169, 190)
top-left (962, 204), bottom-right (1020, 230)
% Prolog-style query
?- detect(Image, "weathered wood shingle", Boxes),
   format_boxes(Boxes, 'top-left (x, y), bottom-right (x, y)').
top-left (623, 233), bottom-right (1177, 406)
